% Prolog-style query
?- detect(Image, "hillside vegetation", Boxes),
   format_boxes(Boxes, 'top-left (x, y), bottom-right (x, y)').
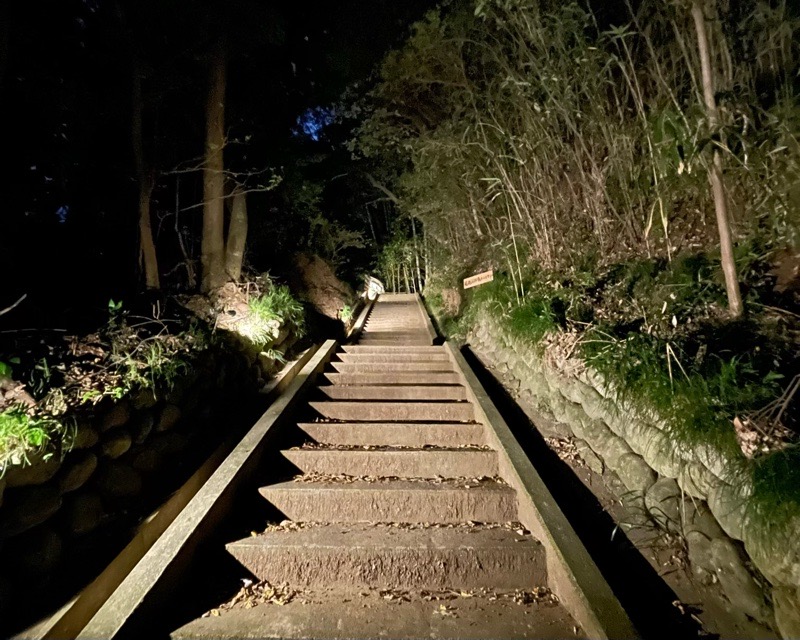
top-left (353, 0), bottom-right (800, 546)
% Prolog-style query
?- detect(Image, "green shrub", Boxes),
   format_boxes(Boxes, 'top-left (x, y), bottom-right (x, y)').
top-left (243, 286), bottom-right (306, 346)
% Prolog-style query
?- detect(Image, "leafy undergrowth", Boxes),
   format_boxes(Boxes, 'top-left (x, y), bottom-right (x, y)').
top-left (0, 277), bottom-right (306, 471)
top-left (245, 285), bottom-right (306, 345)
top-left (429, 247), bottom-right (800, 528)
top-left (0, 407), bottom-right (60, 468)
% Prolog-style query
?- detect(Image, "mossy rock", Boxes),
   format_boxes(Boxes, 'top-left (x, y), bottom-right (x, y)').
top-left (101, 430), bottom-right (133, 459)
top-left (644, 477), bottom-right (682, 532)
top-left (677, 460), bottom-right (715, 500)
top-left (131, 388), bottom-right (159, 410)
top-left (708, 537), bottom-right (773, 625)
top-left (131, 411), bottom-right (155, 445)
top-left (155, 404), bottom-right (182, 432)
top-left (638, 429), bottom-right (684, 479)
top-left (132, 448), bottom-right (162, 475)
top-left (60, 492), bottom-right (104, 536)
top-left (148, 432), bottom-right (190, 457)
top-left (742, 512), bottom-right (800, 591)
top-left (68, 423), bottom-right (100, 450)
top-left (615, 452), bottom-right (657, 493)
top-left (556, 398), bottom-right (587, 430)
top-left (3, 453), bottom-right (61, 488)
top-left (0, 484), bottom-right (62, 536)
top-left (707, 480), bottom-right (749, 542)
top-left (100, 401), bottom-right (131, 432)
top-left (57, 451), bottom-right (98, 494)
top-left (575, 439), bottom-right (605, 474)
top-left (586, 423), bottom-right (632, 470)
top-left (95, 463), bottom-right (142, 500)
top-left (577, 385), bottom-right (608, 423)
top-left (774, 586), bottom-right (800, 640)
top-left (556, 374), bottom-right (584, 405)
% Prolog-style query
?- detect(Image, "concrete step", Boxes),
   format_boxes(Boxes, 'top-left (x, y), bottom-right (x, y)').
top-left (226, 524), bottom-right (544, 590)
top-left (297, 422), bottom-right (486, 447)
top-left (362, 330), bottom-right (427, 335)
top-left (360, 328), bottom-right (427, 332)
top-left (282, 448), bottom-right (498, 478)
top-left (358, 334), bottom-right (432, 341)
top-left (260, 479), bottom-right (516, 523)
top-left (309, 401), bottom-right (474, 422)
top-left (329, 362), bottom-right (453, 373)
top-left (357, 339), bottom-right (433, 346)
top-left (341, 345), bottom-right (443, 354)
top-left (361, 322), bottom-right (423, 326)
top-left (335, 352), bottom-right (450, 363)
top-left (318, 384), bottom-right (466, 401)
top-left (362, 322), bottom-right (426, 327)
top-left (324, 372), bottom-right (461, 385)
top-left (172, 589), bottom-right (579, 639)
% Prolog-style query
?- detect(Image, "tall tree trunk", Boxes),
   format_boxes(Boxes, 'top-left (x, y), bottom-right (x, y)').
top-left (365, 206), bottom-right (377, 243)
top-left (174, 175), bottom-right (196, 288)
top-left (132, 55), bottom-right (159, 289)
top-left (691, 0), bottom-right (743, 317)
top-left (411, 217), bottom-right (423, 292)
top-left (0, 3), bottom-right (8, 93)
top-left (201, 39), bottom-right (227, 293)
top-left (424, 226), bottom-right (430, 285)
top-left (225, 189), bottom-right (247, 281)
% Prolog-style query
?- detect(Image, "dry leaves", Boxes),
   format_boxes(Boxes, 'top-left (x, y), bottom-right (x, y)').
top-left (259, 520), bottom-right (529, 534)
top-left (294, 443), bottom-right (491, 452)
top-left (363, 586), bottom-right (557, 608)
top-left (733, 415), bottom-right (795, 459)
top-left (202, 580), bottom-right (305, 617)
top-left (293, 472), bottom-right (507, 488)
top-left (544, 437), bottom-right (586, 467)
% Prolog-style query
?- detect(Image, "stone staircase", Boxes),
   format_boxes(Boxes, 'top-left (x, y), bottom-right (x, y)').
top-left (173, 294), bottom-right (581, 639)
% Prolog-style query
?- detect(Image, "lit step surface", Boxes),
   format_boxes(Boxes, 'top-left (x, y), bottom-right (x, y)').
top-left (226, 523), bottom-right (545, 590)
top-left (281, 447), bottom-right (498, 478)
top-left (297, 422), bottom-right (486, 447)
top-left (259, 479), bottom-right (517, 523)
top-left (309, 401), bottom-right (474, 422)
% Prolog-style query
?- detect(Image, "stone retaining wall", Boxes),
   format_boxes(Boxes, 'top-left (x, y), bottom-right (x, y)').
top-left (465, 308), bottom-right (800, 639)
top-left (0, 331), bottom-right (294, 626)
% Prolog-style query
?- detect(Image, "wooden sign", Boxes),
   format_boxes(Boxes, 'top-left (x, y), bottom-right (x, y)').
top-left (463, 270), bottom-right (494, 289)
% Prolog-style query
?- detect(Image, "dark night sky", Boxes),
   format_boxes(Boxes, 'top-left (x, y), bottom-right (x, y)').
top-left (0, 0), bottom-right (437, 326)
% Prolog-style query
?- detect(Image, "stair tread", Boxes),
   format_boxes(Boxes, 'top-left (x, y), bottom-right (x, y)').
top-left (172, 588), bottom-right (579, 639)
top-left (317, 385), bottom-right (466, 401)
top-left (297, 422), bottom-right (486, 447)
top-left (263, 478), bottom-right (511, 491)
top-left (324, 373), bottom-right (461, 385)
top-left (230, 522), bottom-right (537, 548)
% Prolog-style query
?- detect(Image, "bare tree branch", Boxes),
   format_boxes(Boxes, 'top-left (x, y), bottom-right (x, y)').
top-left (0, 294), bottom-right (27, 317)
top-left (365, 173), bottom-right (400, 204)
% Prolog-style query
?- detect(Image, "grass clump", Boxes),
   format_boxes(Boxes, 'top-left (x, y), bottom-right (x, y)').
top-left (340, 304), bottom-right (354, 324)
top-left (507, 298), bottom-right (556, 344)
top-left (0, 407), bottom-right (61, 468)
top-left (749, 445), bottom-right (800, 532)
top-left (241, 285), bottom-right (306, 346)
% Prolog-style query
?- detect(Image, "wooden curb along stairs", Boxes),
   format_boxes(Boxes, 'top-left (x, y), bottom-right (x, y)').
top-left (67, 294), bottom-right (638, 639)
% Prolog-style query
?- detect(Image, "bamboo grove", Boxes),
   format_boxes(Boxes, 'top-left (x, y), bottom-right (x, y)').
top-left (355, 0), bottom-right (799, 311)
